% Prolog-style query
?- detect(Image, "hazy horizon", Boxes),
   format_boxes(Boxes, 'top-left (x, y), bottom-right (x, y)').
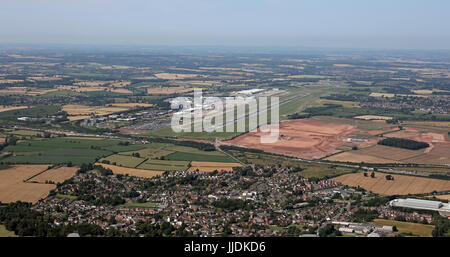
top-left (1, 0), bottom-right (450, 50)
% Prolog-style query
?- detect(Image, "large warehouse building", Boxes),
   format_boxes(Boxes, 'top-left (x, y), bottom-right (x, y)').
top-left (390, 198), bottom-right (450, 218)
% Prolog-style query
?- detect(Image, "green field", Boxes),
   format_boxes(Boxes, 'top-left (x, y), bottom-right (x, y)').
top-left (1, 137), bottom-right (145, 165)
top-left (137, 159), bottom-right (189, 171)
top-left (120, 202), bottom-right (159, 208)
top-left (55, 194), bottom-right (78, 200)
top-left (165, 151), bottom-right (234, 162)
top-left (100, 154), bottom-right (146, 168)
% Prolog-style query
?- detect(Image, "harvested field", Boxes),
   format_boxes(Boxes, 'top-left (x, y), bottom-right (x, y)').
top-left (147, 86), bottom-right (193, 94)
top-left (68, 115), bottom-right (91, 121)
top-left (62, 104), bottom-right (128, 116)
top-left (110, 103), bottom-right (152, 108)
top-left (0, 106), bottom-right (29, 113)
top-left (354, 115), bottom-right (393, 120)
top-left (29, 166), bottom-right (78, 183)
top-left (227, 119), bottom-right (359, 159)
top-left (333, 172), bottom-right (450, 195)
top-left (187, 161), bottom-right (242, 172)
top-left (0, 165), bottom-right (56, 203)
top-left (154, 73), bottom-right (198, 80)
top-left (430, 194), bottom-right (450, 201)
top-left (96, 163), bottom-right (164, 178)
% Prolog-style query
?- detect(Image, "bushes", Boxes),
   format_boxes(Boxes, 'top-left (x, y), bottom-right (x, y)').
top-left (378, 137), bottom-right (429, 150)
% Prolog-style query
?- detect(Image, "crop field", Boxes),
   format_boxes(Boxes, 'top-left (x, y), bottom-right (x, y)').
top-left (62, 104), bottom-right (129, 116)
top-left (0, 106), bottom-right (28, 113)
top-left (110, 103), bottom-right (152, 108)
top-left (0, 165), bottom-right (56, 203)
top-left (165, 151), bottom-right (234, 162)
top-left (2, 137), bottom-right (145, 165)
top-left (29, 166), bottom-right (78, 183)
top-left (333, 172), bottom-right (450, 195)
top-left (100, 154), bottom-right (146, 168)
top-left (187, 161), bottom-right (242, 172)
top-left (354, 115), bottom-right (393, 120)
top-left (96, 163), bottom-right (164, 178)
top-left (153, 73), bottom-right (199, 80)
top-left (146, 86), bottom-right (193, 94)
top-left (371, 219), bottom-right (434, 237)
top-left (137, 159), bottom-right (189, 171)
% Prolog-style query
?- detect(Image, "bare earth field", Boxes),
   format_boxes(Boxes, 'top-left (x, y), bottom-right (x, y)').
top-left (227, 119), bottom-right (359, 159)
top-left (0, 165), bottom-right (56, 203)
top-left (96, 163), bottom-right (164, 178)
top-left (333, 172), bottom-right (450, 195)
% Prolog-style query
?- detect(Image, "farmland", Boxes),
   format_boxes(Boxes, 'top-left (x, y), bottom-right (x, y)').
top-left (333, 172), bottom-right (450, 195)
top-left (0, 165), bottom-right (58, 203)
top-left (187, 161), bottom-right (242, 172)
top-left (95, 163), bottom-right (164, 178)
top-left (371, 219), bottom-right (434, 237)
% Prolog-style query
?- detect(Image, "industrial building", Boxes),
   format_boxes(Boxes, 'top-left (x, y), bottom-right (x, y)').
top-left (390, 198), bottom-right (450, 218)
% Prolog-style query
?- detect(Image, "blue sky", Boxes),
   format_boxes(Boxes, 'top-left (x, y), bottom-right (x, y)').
top-left (1, 0), bottom-right (449, 49)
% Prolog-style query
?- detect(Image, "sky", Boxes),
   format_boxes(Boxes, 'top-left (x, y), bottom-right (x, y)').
top-left (1, 0), bottom-right (449, 49)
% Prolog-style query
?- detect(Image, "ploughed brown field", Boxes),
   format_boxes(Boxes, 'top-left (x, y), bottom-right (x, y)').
top-left (227, 119), bottom-right (360, 159)
top-left (333, 172), bottom-right (450, 196)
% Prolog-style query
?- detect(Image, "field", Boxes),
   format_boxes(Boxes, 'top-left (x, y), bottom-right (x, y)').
top-left (325, 151), bottom-right (396, 164)
top-left (326, 145), bottom-right (424, 164)
top-left (0, 225), bottom-right (17, 237)
top-left (315, 99), bottom-right (359, 108)
top-left (0, 106), bottom-right (29, 113)
top-left (354, 115), bottom-right (393, 120)
top-left (153, 73), bottom-right (199, 80)
top-left (62, 104), bottom-right (128, 116)
top-left (165, 151), bottom-right (235, 162)
top-left (227, 118), bottom-right (359, 159)
top-left (100, 154), bottom-right (146, 168)
top-left (96, 163), bottom-right (164, 178)
top-left (371, 219), bottom-right (434, 237)
top-left (137, 159), bottom-right (189, 171)
top-left (333, 172), bottom-right (450, 195)
top-left (110, 103), bottom-right (152, 108)
top-left (187, 161), bottom-right (242, 172)
top-left (29, 166), bottom-right (78, 183)
top-left (0, 165), bottom-right (56, 203)
top-left (2, 137), bottom-right (145, 165)
top-left (146, 86), bottom-right (193, 94)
